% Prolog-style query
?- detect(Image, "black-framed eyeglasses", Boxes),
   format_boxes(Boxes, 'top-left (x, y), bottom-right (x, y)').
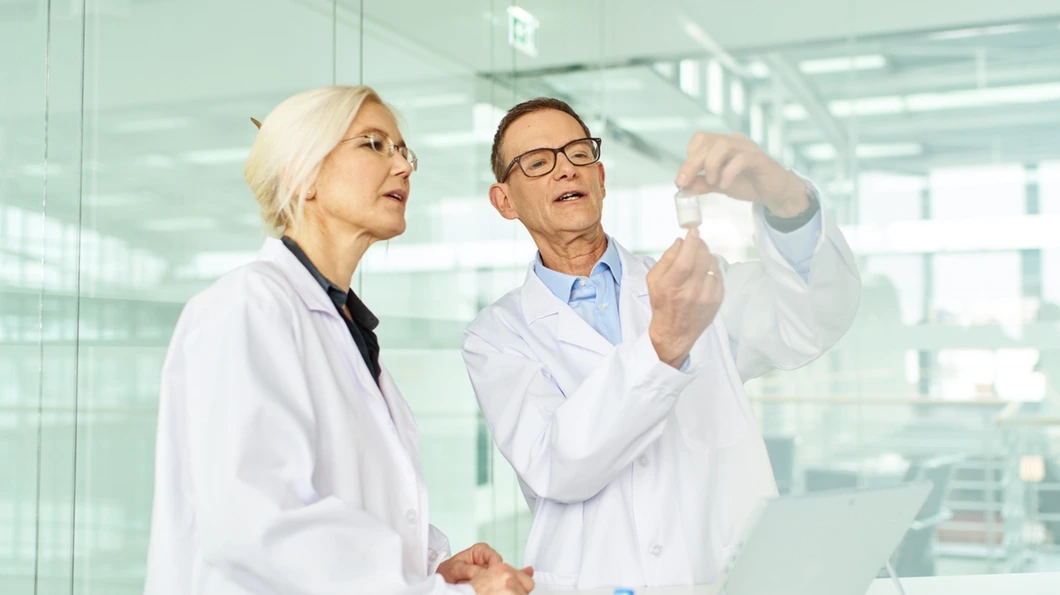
top-left (501, 137), bottom-right (602, 182)
top-left (340, 132), bottom-right (418, 171)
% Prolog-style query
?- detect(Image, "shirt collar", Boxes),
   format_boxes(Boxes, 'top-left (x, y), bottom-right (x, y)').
top-left (280, 235), bottom-right (379, 330)
top-left (533, 236), bottom-right (623, 303)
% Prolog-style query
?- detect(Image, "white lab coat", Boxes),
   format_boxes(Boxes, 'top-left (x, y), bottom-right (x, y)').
top-left (462, 203), bottom-right (861, 589)
top-left (144, 237), bottom-right (472, 595)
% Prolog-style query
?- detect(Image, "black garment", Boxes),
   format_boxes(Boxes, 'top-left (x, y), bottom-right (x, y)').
top-left (281, 236), bottom-right (382, 386)
top-left (764, 188), bottom-right (821, 233)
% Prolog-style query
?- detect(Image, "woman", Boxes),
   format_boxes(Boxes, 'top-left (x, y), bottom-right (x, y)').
top-left (143, 86), bottom-right (534, 595)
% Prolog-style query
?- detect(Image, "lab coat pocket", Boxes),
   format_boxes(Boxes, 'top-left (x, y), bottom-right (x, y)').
top-left (522, 502), bottom-right (582, 583)
top-left (532, 571), bottom-right (580, 589)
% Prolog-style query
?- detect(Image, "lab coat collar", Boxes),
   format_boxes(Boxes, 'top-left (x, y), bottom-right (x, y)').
top-left (519, 237), bottom-right (651, 356)
top-left (258, 236), bottom-right (339, 317)
top-left (614, 241), bottom-right (650, 299)
top-left (279, 235), bottom-right (380, 331)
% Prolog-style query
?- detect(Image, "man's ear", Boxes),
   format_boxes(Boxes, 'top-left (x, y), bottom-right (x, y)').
top-left (597, 161), bottom-right (606, 199)
top-left (489, 183), bottom-right (520, 221)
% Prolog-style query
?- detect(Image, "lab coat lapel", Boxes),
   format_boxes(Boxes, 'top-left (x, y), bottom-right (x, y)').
top-left (314, 299), bottom-right (422, 480)
top-left (520, 263), bottom-right (614, 357)
top-left (259, 237), bottom-right (336, 315)
top-left (263, 238), bottom-right (390, 398)
top-left (260, 237), bottom-right (415, 466)
top-left (377, 365), bottom-right (422, 470)
top-left (616, 242), bottom-right (653, 340)
top-left (557, 308), bottom-right (615, 356)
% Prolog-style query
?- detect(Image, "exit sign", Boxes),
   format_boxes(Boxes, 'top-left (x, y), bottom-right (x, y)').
top-left (508, 7), bottom-right (539, 57)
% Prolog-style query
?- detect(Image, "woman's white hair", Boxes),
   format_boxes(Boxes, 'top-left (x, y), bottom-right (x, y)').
top-left (244, 85), bottom-right (389, 235)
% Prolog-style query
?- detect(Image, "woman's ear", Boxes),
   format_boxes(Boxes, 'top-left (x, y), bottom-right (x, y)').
top-left (279, 163), bottom-right (318, 203)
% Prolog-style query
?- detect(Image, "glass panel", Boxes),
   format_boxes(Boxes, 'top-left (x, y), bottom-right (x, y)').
top-left (6, 1), bottom-right (1060, 591)
top-left (0, 3), bottom-right (49, 594)
top-left (36, 3), bottom-right (88, 595)
top-left (741, 11), bottom-right (1060, 576)
top-left (65, 2), bottom-right (344, 594)
top-left (358, 0), bottom-right (529, 564)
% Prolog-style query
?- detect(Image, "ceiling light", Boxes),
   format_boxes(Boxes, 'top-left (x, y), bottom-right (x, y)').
top-left (138, 155), bottom-right (176, 168)
top-left (749, 104), bottom-right (765, 143)
top-left (707, 60), bottom-right (725, 114)
top-left (906, 83), bottom-right (1060, 111)
top-left (679, 59), bottom-right (701, 97)
top-left (114, 117), bottom-right (193, 133)
top-left (784, 83), bottom-right (1059, 122)
top-left (829, 95), bottom-right (905, 117)
top-left (783, 104), bottom-right (808, 120)
top-left (730, 79), bottom-right (746, 115)
top-left (856, 143), bottom-right (923, 159)
top-left (802, 143), bottom-right (923, 162)
top-left (927, 24), bottom-right (1030, 41)
top-left (182, 148), bottom-right (249, 165)
top-left (803, 144), bottom-right (837, 161)
top-left (745, 61), bottom-right (770, 79)
top-left (798, 54), bottom-right (886, 75)
top-left (142, 217), bottom-right (218, 232)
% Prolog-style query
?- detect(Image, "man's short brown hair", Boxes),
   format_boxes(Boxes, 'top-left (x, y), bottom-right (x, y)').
top-left (490, 97), bottom-right (593, 182)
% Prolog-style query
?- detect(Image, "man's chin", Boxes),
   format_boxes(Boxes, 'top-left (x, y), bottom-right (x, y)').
top-left (547, 218), bottom-right (606, 238)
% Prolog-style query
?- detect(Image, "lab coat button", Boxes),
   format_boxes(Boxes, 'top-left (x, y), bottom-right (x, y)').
top-left (637, 455), bottom-right (649, 468)
top-left (406, 509), bottom-right (418, 524)
top-left (429, 550), bottom-right (439, 562)
top-left (649, 544), bottom-right (663, 557)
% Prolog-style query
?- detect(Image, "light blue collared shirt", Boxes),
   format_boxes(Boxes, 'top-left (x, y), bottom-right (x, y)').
top-left (534, 237), bottom-right (624, 346)
top-left (533, 210), bottom-right (822, 350)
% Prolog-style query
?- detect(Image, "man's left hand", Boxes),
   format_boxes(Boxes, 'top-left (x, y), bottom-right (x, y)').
top-left (436, 542), bottom-right (505, 584)
top-left (675, 132), bottom-right (808, 218)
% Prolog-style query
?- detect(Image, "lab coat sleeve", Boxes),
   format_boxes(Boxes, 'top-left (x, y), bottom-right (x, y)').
top-left (763, 209), bottom-right (822, 282)
top-left (463, 327), bottom-right (697, 504)
top-left (171, 290), bottom-right (470, 595)
top-left (719, 201), bottom-right (861, 383)
top-left (427, 525), bottom-right (453, 574)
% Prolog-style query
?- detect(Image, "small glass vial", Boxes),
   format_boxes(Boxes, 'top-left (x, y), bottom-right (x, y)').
top-left (674, 189), bottom-right (702, 229)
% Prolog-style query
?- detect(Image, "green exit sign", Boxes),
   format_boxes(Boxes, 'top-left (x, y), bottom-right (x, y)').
top-left (508, 7), bottom-right (539, 57)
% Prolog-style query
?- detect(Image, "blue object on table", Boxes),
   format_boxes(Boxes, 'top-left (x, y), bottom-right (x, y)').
top-left (614, 589), bottom-right (635, 595)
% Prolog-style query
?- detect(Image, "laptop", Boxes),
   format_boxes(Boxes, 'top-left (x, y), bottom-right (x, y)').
top-left (708, 482), bottom-right (932, 595)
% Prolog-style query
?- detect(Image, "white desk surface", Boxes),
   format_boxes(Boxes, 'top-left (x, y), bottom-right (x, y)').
top-left (535, 571), bottom-right (1060, 594)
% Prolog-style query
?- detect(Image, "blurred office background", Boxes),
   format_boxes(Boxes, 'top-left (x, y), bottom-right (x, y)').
top-left (3, 1), bottom-right (1060, 593)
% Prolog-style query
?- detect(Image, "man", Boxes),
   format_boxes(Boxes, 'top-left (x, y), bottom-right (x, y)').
top-left (462, 97), bottom-right (861, 589)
